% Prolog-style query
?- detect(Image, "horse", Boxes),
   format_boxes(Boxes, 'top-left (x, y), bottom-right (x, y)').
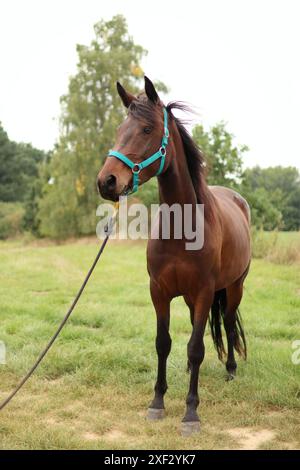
top-left (97, 76), bottom-right (251, 435)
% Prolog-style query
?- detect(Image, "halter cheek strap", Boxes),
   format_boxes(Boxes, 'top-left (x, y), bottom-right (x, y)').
top-left (108, 107), bottom-right (169, 194)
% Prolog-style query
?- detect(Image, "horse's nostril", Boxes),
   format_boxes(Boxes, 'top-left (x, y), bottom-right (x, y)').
top-left (106, 174), bottom-right (116, 189)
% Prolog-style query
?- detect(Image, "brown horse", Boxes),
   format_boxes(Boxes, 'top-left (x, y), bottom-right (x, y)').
top-left (97, 76), bottom-right (251, 435)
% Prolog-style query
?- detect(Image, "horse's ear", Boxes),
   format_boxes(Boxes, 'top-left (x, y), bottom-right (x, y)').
top-left (144, 76), bottom-right (159, 104)
top-left (116, 82), bottom-right (135, 108)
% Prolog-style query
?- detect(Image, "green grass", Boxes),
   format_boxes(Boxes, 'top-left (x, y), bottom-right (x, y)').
top-left (0, 238), bottom-right (300, 450)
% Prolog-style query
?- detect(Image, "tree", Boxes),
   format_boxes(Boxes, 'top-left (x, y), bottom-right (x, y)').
top-left (192, 121), bottom-right (248, 187)
top-left (241, 186), bottom-right (282, 230)
top-left (38, 15), bottom-right (166, 238)
top-left (0, 124), bottom-right (16, 201)
top-left (22, 154), bottom-right (51, 234)
top-left (0, 123), bottom-right (47, 202)
top-left (241, 166), bottom-right (300, 230)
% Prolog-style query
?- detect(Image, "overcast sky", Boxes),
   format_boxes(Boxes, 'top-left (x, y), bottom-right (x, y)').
top-left (0, 0), bottom-right (299, 169)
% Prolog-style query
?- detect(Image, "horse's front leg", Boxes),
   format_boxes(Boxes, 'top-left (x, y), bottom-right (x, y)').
top-left (147, 281), bottom-right (171, 420)
top-left (182, 288), bottom-right (214, 436)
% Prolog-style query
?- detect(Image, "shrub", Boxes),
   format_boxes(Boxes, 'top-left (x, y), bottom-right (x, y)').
top-left (251, 228), bottom-right (300, 264)
top-left (0, 202), bottom-right (24, 239)
top-left (251, 228), bottom-right (278, 259)
top-left (267, 244), bottom-right (300, 265)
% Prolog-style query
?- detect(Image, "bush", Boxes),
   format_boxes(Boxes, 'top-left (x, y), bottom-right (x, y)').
top-left (267, 244), bottom-right (300, 265)
top-left (251, 229), bottom-right (300, 264)
top-left (0, 202), bottom-right (24, 239)
top-left (251, 228), bottom-right (278, 259)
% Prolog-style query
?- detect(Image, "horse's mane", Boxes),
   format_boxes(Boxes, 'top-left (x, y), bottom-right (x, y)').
top-left (166, 101), bottom-right (210, 207)
top-left (129, 97), bottom-right (212, 210)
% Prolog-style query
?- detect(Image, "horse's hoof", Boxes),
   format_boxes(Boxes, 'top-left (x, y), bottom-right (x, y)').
top-left (147, 408), bottom-right (165, 420)
top-left (181, 421), bottom-right (200, 437)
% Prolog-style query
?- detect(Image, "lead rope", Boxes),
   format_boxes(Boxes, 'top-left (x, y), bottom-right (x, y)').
top-left (0, 202), bottom-right (119, 412)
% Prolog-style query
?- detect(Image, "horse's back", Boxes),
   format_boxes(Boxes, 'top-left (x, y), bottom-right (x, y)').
top-left (209, 185), bottom-right (251, 225)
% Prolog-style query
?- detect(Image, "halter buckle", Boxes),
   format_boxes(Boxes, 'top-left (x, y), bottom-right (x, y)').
top-left (132, 164), bottom-right (141, 174)
top-left (160, 146), bottom-right (166, 156)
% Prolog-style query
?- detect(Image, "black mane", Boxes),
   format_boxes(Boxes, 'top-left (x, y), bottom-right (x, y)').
top-left (166, 101), bottom-right (208, 205)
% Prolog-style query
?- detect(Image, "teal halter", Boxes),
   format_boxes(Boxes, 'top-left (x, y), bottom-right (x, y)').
top-left (108, 107), bottom-right (169, 194)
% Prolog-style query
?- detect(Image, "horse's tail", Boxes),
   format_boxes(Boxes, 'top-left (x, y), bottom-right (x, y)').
top-left (209, 289), bottom-right (247, 362)
top-left (209, 290), bottom-right (227, 361)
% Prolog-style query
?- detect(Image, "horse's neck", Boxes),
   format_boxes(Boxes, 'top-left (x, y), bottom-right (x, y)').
top-left (157, 124), bottom-right (198, 206)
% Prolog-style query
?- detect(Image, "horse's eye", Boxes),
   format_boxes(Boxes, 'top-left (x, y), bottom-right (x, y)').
top-left (143, 126), bottom-right (152, 134)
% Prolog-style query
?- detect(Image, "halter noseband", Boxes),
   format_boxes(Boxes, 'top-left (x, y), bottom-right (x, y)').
top-left (108, 107), bottom-right (169, 194)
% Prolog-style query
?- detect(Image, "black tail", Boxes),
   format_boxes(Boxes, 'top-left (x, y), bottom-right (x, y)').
top-left (209, 289), bottom-right (247, 362)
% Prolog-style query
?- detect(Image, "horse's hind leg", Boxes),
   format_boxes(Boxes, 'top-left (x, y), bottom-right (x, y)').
top-left (224, 276), bottom-right (247, 381)
top-left (147, 281), bottom-right (171, 420)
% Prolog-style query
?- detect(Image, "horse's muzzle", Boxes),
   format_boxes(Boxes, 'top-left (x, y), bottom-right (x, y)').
top-left (97, 173), bottom-right (119, 201)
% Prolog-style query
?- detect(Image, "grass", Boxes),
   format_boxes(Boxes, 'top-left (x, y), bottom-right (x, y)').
top-left (251, 230), bottom-right (300, 264)
top-left (0, 237), bottom-right (300, 450)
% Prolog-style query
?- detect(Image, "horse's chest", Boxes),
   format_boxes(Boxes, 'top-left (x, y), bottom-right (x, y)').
top-left (147, 248), bottom-right (204, 298)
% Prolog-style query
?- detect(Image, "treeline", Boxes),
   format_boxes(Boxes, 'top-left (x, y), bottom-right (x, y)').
top-left (0, 124), bottom-right (49, 238)
top-left (192, 123), bottom-right (300, 231)
top-left (0, 15), bottom-right (299, 240)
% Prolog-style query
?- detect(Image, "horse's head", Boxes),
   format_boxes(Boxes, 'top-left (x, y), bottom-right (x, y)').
top-left (97, 76), bottom-right (170, 201)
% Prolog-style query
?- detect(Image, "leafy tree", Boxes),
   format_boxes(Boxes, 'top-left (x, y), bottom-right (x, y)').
top-left (0, 124), bottom-right (16, 201)
top-left (241, 166), bottom-right (300, 230)
top-left (192, 121), bottom-right (248, 187)
top-left (0, 123), bottom-right (47, 203)
top-left (38, 15), bottom-right (166, 238)
top-left (22, 154), bottom-right (51, 235)
top-left (241, 186), bottom-right (282, 230)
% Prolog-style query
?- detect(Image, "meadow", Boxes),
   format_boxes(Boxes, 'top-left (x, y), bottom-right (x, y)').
top-left (0, 234), bottom-right (299, 450)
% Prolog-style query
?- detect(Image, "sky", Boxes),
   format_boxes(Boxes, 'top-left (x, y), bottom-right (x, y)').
top-left (0, 0), bottom-right (299, 169)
